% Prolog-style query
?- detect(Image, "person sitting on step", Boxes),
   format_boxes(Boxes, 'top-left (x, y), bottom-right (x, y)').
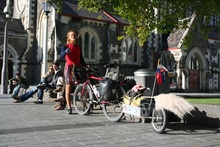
top-left (53, 77), bottom-right (66, 110)
top-left (10, 73), bottom-right (29, 99)
top-left (13, 61), bottom-right (63, 104)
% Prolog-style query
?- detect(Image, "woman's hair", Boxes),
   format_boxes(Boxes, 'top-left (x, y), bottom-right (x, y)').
top-left (66, 30), bottom-right (78, 44)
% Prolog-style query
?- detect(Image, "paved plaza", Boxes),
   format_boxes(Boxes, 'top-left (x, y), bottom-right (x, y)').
top-left (0, 94), bottom-right (220, 147)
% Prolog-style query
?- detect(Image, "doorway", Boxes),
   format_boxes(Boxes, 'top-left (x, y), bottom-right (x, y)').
top-left (189, 69), bottom-right (199, 92)
top-left (0, 59), bottom-right (14, 82)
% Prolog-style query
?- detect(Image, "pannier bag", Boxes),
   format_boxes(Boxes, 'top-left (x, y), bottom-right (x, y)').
top-left (74, 66), bottom-right (87, 82)
top-left (99, 78), bottom-right (118, 101)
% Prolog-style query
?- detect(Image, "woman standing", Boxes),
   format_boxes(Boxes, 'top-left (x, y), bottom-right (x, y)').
top-left (60, 30), bottom-right (86, 114)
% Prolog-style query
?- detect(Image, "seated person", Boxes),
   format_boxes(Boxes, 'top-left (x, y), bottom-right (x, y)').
top-left (53, 77), bottom-right (66, 110)
top-left (10, 73), bottom-right (29, 99)
top-left (13, 61), bottom-right (63, 104)
top-left (36, 65), bottom-right (54, 89)
top-left (53, 67), bottom-right (86, 110)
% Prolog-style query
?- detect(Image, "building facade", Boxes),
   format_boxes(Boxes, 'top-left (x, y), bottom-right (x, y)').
top-left (1, 0), bottom-right (220, 92)
top-left (160, 14), bottom-right (220, 92)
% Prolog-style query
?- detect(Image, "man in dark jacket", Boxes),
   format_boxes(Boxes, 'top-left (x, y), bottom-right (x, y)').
top-left (33, 61), bottom-right (63, 104)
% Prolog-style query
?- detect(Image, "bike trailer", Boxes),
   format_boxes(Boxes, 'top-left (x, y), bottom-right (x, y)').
top-left (122, 93), bottom-right (155, 117)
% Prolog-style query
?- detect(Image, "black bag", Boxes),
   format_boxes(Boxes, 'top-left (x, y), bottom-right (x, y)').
top-left (99, 78), bottom-right (118, 101)
top-left (74, 67), bottom-right (87, 82)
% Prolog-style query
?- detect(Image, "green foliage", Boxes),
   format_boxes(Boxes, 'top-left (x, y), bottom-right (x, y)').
top-left (52, 0), bottom-right (63, 12)
top-left (77, 0), bottom-right (220, 47)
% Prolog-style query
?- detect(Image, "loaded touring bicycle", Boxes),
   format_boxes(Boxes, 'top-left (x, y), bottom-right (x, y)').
top-left (73, 61), bottom-right (194, 134)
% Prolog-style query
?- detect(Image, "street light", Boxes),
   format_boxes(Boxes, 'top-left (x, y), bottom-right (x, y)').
top-left (42, 0), bottom-right (52, 77)
top-left (1, 5), bottom-right (12, 94)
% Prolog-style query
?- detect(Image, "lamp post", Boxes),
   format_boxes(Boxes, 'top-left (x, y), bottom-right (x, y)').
top-left (1, 5), bottom-right (12, 94)
top-left (42, 1), bottom-right (51, 76)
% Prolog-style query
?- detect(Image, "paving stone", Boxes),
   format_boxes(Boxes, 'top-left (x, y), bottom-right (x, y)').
top-left (0, 94), bottom-right (220, 147)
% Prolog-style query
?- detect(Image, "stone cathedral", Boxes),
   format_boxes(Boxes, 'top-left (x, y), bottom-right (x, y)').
top-left (0, 0), bottom-right (220, 92)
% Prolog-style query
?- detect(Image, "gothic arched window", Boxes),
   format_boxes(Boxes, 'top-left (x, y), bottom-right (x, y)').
top-left (78, 28), bottom-right (99, 63)
top-left (122, 37), bottom-right (141, 64)
top-left (189, 54), bottom-right (199, 70)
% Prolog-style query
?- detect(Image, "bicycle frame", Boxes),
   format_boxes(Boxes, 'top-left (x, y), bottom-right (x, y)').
top-left (82, 74), bottom-right (103, 104)
top-left (74, 64), bottom-right (126, 120)
top-left (79, 65), bottom-right (123, 105)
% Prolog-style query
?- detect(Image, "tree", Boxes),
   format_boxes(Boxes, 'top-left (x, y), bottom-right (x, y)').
top-left (54, 0), bottom-right (220, 47)
top-left (52, 0), bottom-right (63, 12)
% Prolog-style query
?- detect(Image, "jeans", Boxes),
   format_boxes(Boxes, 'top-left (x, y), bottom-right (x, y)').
top-left (11, 84), bottom-right (28, 97)
top-left (37, 88), bottom-right (44, 101)
top-left (19, 86), bottom-right (54, 102)
top-left (20, 87), bottom-right (38, 102)
top-left (40, 78), bottom-right (49, 85)
top-left (19, 76), bottom-right (57, 102)
top-left (36, 78), bottom-right (56, 101)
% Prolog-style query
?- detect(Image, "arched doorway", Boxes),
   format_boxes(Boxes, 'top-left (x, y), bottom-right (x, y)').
top-left (188, 54), bottom-right (200, 91)
top-left (0, 45), bottom-right (19, 83)
top-left (0, 59), bottom-right (14, 82)
top-left (185, 48), bottom-right (207, 92)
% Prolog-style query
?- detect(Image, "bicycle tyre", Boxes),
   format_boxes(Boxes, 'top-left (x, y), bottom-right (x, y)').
top-left (102, 85), bottom-right (125, 122)
top-left (151, 108), bottom-right (167, 134)
top-left (73, 83), bottom-right (93, 115)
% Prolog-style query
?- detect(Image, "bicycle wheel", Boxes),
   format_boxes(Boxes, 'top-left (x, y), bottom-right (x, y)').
top-left (102, 85), bottom-right (125, 122)
top-left (73, 83), bottom-right (93, 115)
top-left (151, 108), bottom-right (167, 134)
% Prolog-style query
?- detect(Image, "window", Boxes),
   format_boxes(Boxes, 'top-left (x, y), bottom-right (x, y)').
top-left (78, 28), bottom-right (99, 63)
top-left (160, 53), bottom-right (174, 70)
top-left (122, 37), bottom-right (140, 64)
top-left (210, 15), bottom-right (220, 26)
top-left (189, 54), bottom-right (199, 70)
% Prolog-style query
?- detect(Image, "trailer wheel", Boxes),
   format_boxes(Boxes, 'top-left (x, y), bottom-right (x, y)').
top-left (151, 108), bottom-right (167, 134)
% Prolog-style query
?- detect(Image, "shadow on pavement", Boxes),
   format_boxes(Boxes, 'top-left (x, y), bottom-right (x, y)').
top-left (163, 107), bottom-right (220, 134)
top-left (185, 107), bottom-right (220, 128)
top-left (0, 121), bottom-right (117, 135)
top-left (165, 123), bottom-right (220, 135)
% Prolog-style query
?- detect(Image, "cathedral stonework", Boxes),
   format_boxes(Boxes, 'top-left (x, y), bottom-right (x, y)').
top-left (1, 1), bottom-right (220, 92)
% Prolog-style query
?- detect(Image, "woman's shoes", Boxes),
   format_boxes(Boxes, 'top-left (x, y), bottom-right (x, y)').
top-left (67, 108), bottom-right (72, 114)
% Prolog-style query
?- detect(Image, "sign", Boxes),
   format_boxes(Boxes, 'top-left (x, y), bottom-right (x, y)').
top-left (122, 104), bottom-right (141, 117)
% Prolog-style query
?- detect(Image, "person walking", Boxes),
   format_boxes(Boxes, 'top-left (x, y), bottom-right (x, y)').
top-left (60, 30), bottom-right (86, 114)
